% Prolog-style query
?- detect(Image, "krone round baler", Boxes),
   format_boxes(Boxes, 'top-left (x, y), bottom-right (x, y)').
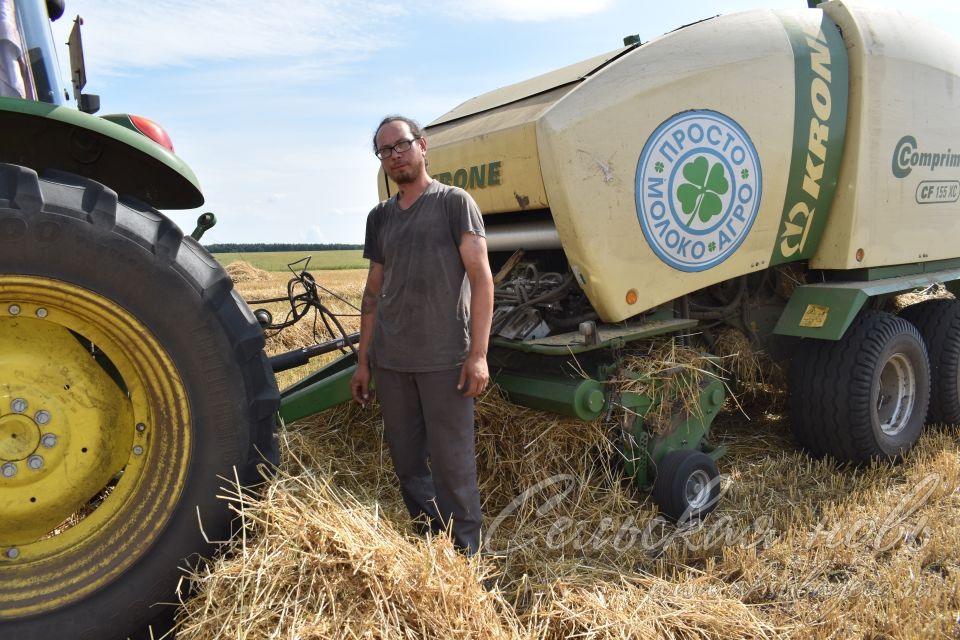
top-left (361, 0), bottom-right (960, 519)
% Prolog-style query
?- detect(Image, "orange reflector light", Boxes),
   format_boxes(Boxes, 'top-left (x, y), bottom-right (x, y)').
top-left (130, 115), bottom-right (174, 152)
top-left (626, 289), bottom-right (639, 305)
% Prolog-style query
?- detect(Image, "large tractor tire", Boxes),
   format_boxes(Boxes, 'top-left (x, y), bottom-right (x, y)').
top-left (788, 310), bottom-right (930, 464)
top-left (0, 165), bottom-right (280, 639)
top-left (899, 298), bottom-right (960, 425)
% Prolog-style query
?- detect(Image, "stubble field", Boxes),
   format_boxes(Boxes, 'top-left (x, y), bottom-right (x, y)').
top-left (173, 263), bottom-right (960, 640)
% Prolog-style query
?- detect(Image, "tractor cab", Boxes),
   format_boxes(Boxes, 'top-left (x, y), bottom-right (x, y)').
top-left (0, 0), bottom-right (204, 209)
top-left (0, 0), bottom-right (66, 104)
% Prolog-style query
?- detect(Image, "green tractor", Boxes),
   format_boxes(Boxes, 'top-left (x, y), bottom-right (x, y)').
top-left (0, 1), bottom-right (279, 637)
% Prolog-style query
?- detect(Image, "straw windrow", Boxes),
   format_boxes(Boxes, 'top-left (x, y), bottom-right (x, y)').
top-left (225, 260), bottom-right (270, 283)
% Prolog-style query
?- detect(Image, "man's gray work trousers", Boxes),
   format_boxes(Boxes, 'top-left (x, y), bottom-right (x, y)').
top-left (373, 366), bottom-right (482, 555)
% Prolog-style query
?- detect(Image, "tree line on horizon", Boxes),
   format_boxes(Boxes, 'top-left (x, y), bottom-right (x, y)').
top-left (205, 243), bottom-right (363, 253)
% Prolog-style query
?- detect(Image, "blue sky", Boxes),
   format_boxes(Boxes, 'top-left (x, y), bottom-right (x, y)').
top-left (48, 0), bottom-right (960, 244)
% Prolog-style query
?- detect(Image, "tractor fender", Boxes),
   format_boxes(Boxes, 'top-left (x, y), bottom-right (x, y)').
top-left (0, 96), bottom-right (202, 209)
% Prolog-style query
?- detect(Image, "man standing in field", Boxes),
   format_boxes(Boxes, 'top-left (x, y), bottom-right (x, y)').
top-left (350, 115), bottom-right (494, 555)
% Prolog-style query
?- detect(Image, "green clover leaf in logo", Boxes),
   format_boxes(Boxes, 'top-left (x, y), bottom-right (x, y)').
top-left (676, 156), bottom-right (729, 226)
top-left (654, 161), bottom-right (664, 173)
top-left (741, 168), bottom-right (749, 179)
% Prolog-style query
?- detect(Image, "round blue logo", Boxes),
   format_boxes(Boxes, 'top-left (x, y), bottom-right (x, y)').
top-left (635, 110), bottom-right (762, 272)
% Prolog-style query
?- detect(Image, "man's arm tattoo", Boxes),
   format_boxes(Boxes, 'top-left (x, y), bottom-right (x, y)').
top-left (360, 287), bottom-right (378, 314)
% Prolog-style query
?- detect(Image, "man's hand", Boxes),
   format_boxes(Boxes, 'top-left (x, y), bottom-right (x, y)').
top-left (458, 231), bottom-right (493, 399)
top-left (457, 353), bottom-right (489, 398)
top-left (351, 362), bottom-right (372, 405)
top-left (352, 262), bottom-right (383, 406)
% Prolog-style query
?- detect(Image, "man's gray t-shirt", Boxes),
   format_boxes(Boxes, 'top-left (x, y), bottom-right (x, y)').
top-left (363, 181), bottom-right (484, 372)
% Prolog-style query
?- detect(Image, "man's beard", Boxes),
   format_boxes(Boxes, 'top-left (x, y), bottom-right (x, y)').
top-left (390, 167), bottom-right (418, 184)
top-left (388, 156), bottom-right (423, 185)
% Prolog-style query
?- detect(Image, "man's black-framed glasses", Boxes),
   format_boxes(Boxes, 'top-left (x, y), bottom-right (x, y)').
top-left (375, 137), bottom-right (420, 159)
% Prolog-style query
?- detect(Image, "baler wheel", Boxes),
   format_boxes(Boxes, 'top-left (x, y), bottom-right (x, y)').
top-left (788, 310), bottom-right (930, 464)
top-left (0, 165), bottom-right (279, 639)
top-left (651, 449), bottom-right (720, 522)
top-left (899, 298), bottom-right (960, 425)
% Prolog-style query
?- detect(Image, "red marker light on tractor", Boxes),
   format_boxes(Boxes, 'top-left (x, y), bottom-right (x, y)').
top-left (129, 115), bottom-right (174, 152)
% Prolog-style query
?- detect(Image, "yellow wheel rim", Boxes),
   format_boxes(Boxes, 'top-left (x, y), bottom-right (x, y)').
top-left (0, 275), bottom-right (191, 617)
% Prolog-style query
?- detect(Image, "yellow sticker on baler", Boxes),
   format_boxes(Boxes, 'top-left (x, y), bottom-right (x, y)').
top-left (799, 303), bottom-right (829, 328)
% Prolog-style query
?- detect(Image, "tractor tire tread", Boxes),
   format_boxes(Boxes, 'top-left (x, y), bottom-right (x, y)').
top-left (0, 164), bottom-right (280, 639)
top-left (22, 166), bottom-right (280, 477)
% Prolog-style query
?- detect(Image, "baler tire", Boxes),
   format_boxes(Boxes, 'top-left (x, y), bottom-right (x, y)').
top-left (0, 165), bottom-right (279, 640)
top-left (787, 310), bottom-right (930, 464)
top-left (899, 298), bottom-right (960, 425)
top-left (651, 449), bottom-right (720, 523)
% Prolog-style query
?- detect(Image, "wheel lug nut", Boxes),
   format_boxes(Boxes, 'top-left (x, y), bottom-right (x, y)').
top-left (10, 398), bottom-right (27, 413)
top-left (1, 463), bottom-right (17, 478)
top-left (26, 455), bottom-right (43, 470)
top-left (136, 423), bottom-right (146, 433)
top-left (35, 307), bottom-right (48, 318)
top-left (8, 304), bottom-right (20, 315)
top-left (35, 410), bottom-right (51, 425)
top-left (5, 548), bottom-right (19, 559)
top-left (133, 445), bottom-right (144, 456)
top-left (41, 433), bottom-right (57, 448)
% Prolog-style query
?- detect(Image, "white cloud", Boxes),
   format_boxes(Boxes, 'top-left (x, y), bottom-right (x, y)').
top-left (435, 0), bottom-right (614, 22)
top-left (54, 0), bottom-right (403, 75)
top-left (56, 0), bottom-right (619, 81)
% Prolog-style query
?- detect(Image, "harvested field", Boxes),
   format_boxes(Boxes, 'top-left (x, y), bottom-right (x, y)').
top-left (214, 249), bottom-right (367, 272)
top-left (174, 271), bottom-right (960, 639)
top-left (227, 264), bottom-right (366, 388)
